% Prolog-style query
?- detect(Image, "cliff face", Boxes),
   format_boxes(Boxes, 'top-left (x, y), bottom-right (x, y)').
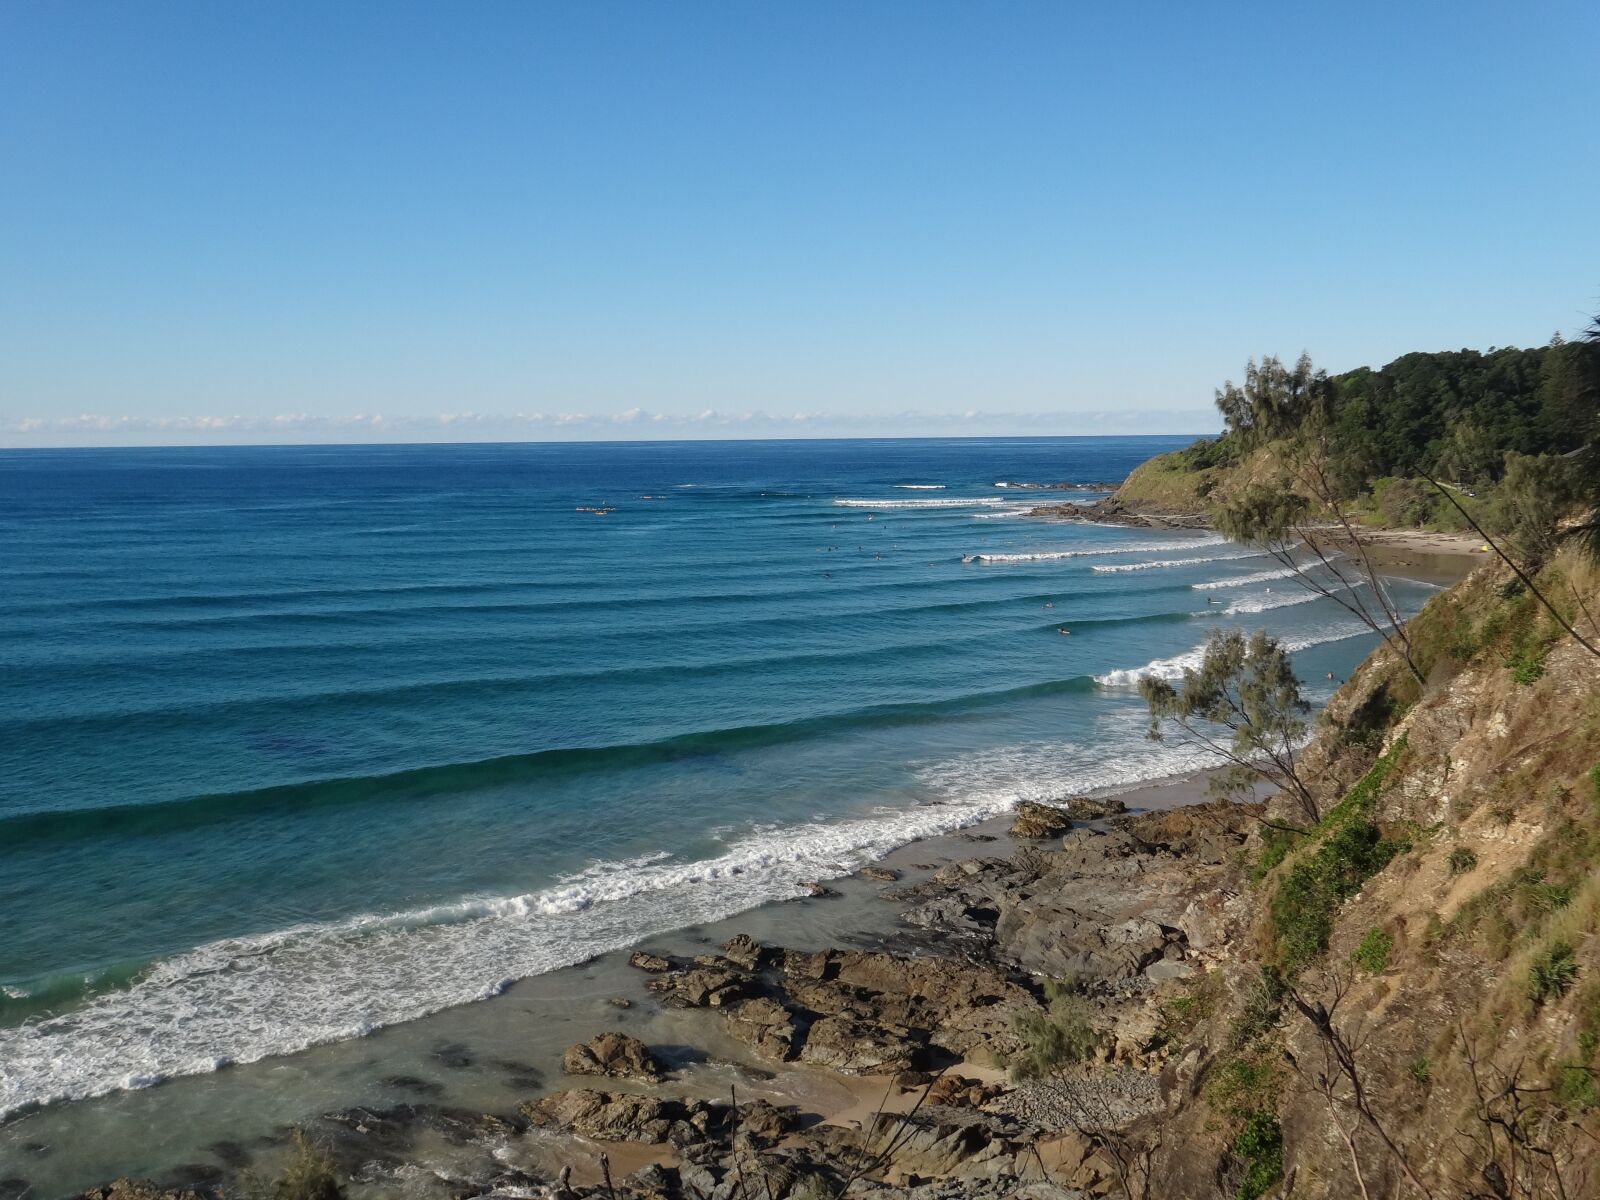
top-left (1151, 553), bottom-right (1600, 1198)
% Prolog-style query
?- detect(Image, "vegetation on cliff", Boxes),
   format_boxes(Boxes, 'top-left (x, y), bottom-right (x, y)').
top-left (1115, 323), bottom-right (1600, 553)
top-left (1141, 545), bottom-right (1600, 1198)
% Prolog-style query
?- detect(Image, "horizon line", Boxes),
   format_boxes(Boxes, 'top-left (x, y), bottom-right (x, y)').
top-left (0, 430), bottom-right (1215, 453)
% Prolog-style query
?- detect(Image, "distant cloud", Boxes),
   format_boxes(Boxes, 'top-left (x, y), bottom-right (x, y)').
top-left (2, 406), bottom-right (1221, 447)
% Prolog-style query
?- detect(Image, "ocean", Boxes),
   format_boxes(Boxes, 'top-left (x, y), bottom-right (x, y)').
top-left (0, 437), bottom-right (1428, 1133)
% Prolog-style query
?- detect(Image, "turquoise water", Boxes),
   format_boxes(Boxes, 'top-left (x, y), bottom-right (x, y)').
top-left (0, 438), bottom-right (1422, 1119)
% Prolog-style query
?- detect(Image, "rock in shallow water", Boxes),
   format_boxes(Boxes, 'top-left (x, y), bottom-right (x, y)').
top-left (1008, 802), bottom-right (1073, 839)
top-left (562, 1032), bottom-right (662, 1081)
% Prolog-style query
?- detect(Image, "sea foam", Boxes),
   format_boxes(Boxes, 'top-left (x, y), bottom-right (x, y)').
top-left (1089, 549), bottom-right (1266, 573)
top-left (832, 497), bottom-right (1006, 509)
top-left (1092, 624), bottom-right (1371, 688)
top-left (0, 734), bottom-right (1225, 1120)
top-left (968, 537), bottom-right (1224, 564)
top-left (1190, 567), bottom-right (1297, 590)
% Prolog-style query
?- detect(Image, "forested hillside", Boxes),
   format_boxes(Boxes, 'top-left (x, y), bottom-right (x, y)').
top-left (1120, 326), bottom-right (1600, 542)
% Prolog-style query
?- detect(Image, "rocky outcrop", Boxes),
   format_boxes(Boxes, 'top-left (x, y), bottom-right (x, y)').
top-left (520, 1089), bottom-right (711, 1145)
top-left (561, 1032), bottom-right (662, 1081)
top-left (80, 1184), bottom-right (207, 1200)
top-left (798, 1013), bottom-right (918, 1073)
top-left (1008, 801), bottom-right (1072, 839)
top-left (719, 996), bottom-right (797, 1060)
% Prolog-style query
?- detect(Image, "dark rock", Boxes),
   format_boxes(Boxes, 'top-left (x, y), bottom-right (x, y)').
top-left (629, 951), bottom-right (673, 972)
top-left (380, 1073), bottom-right (444, 1097)
top-left (679, 1162), bottom-right (721, 1196)
top-left (80, 1182), bottom-right (207, 1200)
top-left (562, 1032), bottom-right (662, 1080)
top-left (626, 1163), bottom-right (676, 1194)
top-left (431, 1040), bottom-right (474, 1069)
top-left (805, 882), bottom-right (841, 898)
top-left (719, 934), bottom-right (766, 970)
top-left (781, 949), bottom-right (831, 980)
top-left (734, 1098), bottom-right (799, 1145)
top-left (798, 1013), bottom-right (918, 1073)
top-left (721, 996), bottom-right (798, 1060)
top-left (521, 1089), bottom-right (712, 1146)
top-left (522, 1090), bottom-right (673, 1143)
top-left (1063, 796), bottom-right (1128, 820)
top-left (859, 866), bottom-right (901, 882)
top-left (926, 1074), bottom-right (1003, 1108)
top-left (1008, 801), bottom-right (1072, 839)
top-left (205, 1140), bottom-right (252, 1169)
top-left (648, 964), bottom-right (750, 1008)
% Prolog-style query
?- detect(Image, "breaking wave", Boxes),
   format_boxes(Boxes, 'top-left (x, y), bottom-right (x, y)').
top-left (1190, 567), bottom-right (1297, 590)
top-left (966, 537), bottom-right (1224, 564)
top-left (1089, 550), bottom-right (1266, 574)
top-left (0, 730), bottom-right (1219, 1120)
top-left (1092, 624), bottom-right (1371, 688)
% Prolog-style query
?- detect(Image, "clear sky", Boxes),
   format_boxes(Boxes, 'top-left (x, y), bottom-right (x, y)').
top-left (2, 2), bottom-right (1596, 446)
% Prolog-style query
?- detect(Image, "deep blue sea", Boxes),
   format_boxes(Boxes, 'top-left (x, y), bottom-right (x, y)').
top-left (0, 438), bottom-right (1429, 1118)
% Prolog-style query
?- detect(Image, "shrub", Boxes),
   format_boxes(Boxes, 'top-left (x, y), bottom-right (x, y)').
top-left (239, 1132), bottom-right (345, 1200)
top-left (1351, 928), bottom-right (1393, 974)
top-left (1009, 991), bottom-right (1099, 1080)
top-left (1447, 846), bottom-right (1478, 874)
top-left (1407, 1056), bottom-right (1431, 1085)
top-left (1271, 821), bottom-right (1405, 972)
top-left (1557, 1063), bottom-right (1598, 1111)
top-left (1512, 655), bottom-right (1546, 685)
top-left (1266, 743), bottom-right (1409, 973)
top-left (1225, 968), bottom-right (1286, 1051)
top-left (1530, 940), bottom-right (1579, 1005)
top-left (1232, 1112), bottom-right (1284, 1200)
top-left (1207, 1051), bottom-right (1284, 1121)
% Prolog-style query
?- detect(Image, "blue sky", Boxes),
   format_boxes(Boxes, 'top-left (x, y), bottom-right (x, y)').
top-left (2, 2), bottom-right (1596, 446)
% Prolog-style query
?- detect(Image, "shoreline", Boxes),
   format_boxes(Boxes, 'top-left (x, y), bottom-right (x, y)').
top-left (6, 770), bottom-right (1226, 1197)
top-left (7, 549), bottom-right (1453, 1196)
top-left (1025, 500), bottom-right (1484, 586)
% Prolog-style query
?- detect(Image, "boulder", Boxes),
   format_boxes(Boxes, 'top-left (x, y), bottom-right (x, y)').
top-left (520, 1089), bottom-right (707, 1145)
top-left (1063, 796), bottom-right (1128, 820)
top-left (720, 997), bottom-right (798, 1061)
top-left (561, 1032), bottom-right (662, 1080)
top-left (797, 1014), bottom-right (918, 1073)
top-left (926, 1074), bottom-right (1004, 1108)
top-left (1008, 802), bottom-right (1072, 839)
top-left (629, 951), bottom-right (672, 972)
top-left (859, 865), bottom-right (901, 882)
top-left (648, 965), bottom-right (749, 1008)
top-left (733, 1098), bottom-right (799, 1145)
top-left (81, 1184), bottom-right (206, 1200)
top-left (718, 934), bottom-right (765, 971)
top-left (779, 949), bottom-right (831, 980)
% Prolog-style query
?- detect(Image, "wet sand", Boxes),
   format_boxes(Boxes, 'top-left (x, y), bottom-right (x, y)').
top-left (2, 773), bottom-right (1222, 1196)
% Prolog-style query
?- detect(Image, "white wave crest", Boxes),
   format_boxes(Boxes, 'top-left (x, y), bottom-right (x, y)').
top-left (1089, 550), bottom-right (1266, 574)
top-left (1093, 624), bottom-right (1370, 688)
top-left (968, 537), bottom-right (1223, 564)
top-left (1225, 582), bottom-right (1361, 614)
top-left (892, 484), bottom-right (946, 490)
top-left (0, 728), bottom-right (1210, 1122)
top-left (1190, 567), bottom-right (1297, 591)
top-left (832, 497), bottom-right (1006, 509)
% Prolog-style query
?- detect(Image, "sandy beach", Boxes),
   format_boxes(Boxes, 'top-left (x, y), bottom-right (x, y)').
top-left (5, 772), bottom-right (1225, 1196)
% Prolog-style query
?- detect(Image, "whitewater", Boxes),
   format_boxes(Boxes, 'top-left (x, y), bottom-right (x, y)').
top-left (0, 438), bottom-right (1435, 1123)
